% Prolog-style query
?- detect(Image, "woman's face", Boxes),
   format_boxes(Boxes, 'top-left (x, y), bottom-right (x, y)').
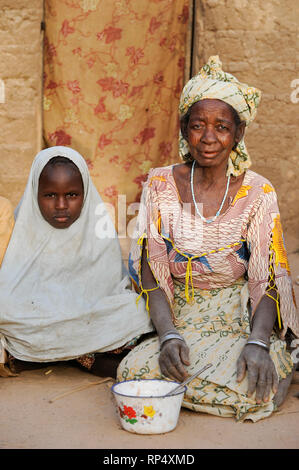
top-left (38, 163), bottom-right (84, 229)
top-left (183, 99), bottom-right (245, 170)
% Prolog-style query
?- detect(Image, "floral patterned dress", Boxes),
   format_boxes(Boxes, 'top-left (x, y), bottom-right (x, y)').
top-left (117, 165), bottom-right (298, 422)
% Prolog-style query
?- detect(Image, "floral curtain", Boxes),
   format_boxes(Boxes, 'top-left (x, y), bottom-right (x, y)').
top-left (43, 0), bottom-right (190, 234)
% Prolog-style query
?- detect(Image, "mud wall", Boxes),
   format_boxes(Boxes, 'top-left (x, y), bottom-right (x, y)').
top-left (0, 0), bottom-right (298, 241)
top-left (0, 0), bottom-right (43, 206)
top-left (192, 0), bottom-right (299, 240)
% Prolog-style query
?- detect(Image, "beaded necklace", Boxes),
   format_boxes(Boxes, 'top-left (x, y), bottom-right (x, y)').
top-left (190, 159), bottom-right (230, 224)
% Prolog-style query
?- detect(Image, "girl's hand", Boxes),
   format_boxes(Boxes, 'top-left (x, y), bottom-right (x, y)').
top-left (159, 338), bottom-right (190, 382)
top-left (236, 344), bottom-right (279, 403)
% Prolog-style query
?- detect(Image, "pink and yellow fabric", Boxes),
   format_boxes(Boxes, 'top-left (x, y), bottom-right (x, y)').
top-left (0, 196), bottom-right (14, 375)
top-left (120, 166), bottom-right (297, 421)
top-left (43, 0), bottom-right (189, 222)
top-left (128, 165), bottom-right (299, 340)
top-left (0, 197), bottom-right (14, 267)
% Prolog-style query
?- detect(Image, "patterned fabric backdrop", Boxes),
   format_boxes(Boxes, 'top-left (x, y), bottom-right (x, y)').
top-left (43, 0), bottom-right (189, 233)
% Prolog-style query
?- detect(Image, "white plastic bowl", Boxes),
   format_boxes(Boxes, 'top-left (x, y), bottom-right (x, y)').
top-left (111, 379), bottom-right (186, 434)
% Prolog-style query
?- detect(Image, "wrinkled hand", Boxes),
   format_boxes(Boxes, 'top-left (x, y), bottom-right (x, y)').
top-left (236, 344), bottom-right (279, 403)
top-left (159, 339), bottom-right (190, 382)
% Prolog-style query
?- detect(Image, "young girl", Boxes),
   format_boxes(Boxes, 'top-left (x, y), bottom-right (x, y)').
top-left (0, 146), bottom-right (153, 377)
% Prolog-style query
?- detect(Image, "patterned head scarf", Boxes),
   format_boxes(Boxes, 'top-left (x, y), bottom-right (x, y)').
top-left (179, 56), bottom-right (261, 176)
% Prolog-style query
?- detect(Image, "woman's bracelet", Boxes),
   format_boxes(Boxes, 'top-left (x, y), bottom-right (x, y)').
top-left (245, 339), bottom-right (270, 352)
top-left (159, 331), bottom-right (185, 350)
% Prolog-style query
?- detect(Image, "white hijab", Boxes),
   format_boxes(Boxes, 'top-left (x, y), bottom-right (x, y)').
top-left (0, 146), bottom-right (153, 362)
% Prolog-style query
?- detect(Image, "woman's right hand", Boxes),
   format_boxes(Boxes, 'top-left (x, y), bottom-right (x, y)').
top-left (159, 338), bottom-right (190, 382)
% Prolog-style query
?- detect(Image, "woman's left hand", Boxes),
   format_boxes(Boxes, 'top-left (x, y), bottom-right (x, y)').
top-left (236, 344), bottom-right (279, 403)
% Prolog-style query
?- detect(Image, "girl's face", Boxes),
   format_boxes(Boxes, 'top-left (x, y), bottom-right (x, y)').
top-left (38, 163), bottom-right (84, 229)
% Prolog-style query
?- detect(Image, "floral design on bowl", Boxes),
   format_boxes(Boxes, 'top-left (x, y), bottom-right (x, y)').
top-left (118, 401), bottom-right (158, 425)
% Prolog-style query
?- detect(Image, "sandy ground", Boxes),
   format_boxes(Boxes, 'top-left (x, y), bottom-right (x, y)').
top-left (1, 235), bottom-right (299, 450)
top-left (1, 366), bottom-right (299, 450)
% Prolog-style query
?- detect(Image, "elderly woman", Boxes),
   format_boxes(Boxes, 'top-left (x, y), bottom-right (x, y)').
top-left (117, 56), bottom-right (299, 422)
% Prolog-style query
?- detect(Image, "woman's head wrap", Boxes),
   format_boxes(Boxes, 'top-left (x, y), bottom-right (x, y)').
top-left (179, 56), bottom-right (261, 176)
